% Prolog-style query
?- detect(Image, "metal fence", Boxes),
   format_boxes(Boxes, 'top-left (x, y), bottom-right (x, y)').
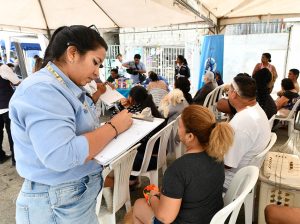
top-left (225, 21), bottom-right (289, 35)
top-left (144, 47), bottom-right (185, 86)
top-left (103, 45), bottom-right (120, 79)
top-left (104, 45), bottom-right (185, 85)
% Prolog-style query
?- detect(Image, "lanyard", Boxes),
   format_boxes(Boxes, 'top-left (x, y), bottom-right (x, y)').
top-left (46, 63), bottom-right (99, 129)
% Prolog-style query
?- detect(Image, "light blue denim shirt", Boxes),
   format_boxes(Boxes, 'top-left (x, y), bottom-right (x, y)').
top-left (9, 62), bottom-right (102, 186)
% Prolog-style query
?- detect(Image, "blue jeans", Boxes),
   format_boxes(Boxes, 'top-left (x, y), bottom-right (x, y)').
top-left (16, 171), bottom-right (102, 224)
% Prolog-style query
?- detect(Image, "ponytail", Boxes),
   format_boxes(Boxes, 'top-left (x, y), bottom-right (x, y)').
top-left (207, 122), bottom-right (234, 161)
top-left (181, 105), bottom-right (234, 161)
top-left (42, 26), bottom-right (67, 68)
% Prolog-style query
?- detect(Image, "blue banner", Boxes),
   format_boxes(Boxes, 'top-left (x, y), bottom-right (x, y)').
top-left (198, 35), bottom-right (224, 89)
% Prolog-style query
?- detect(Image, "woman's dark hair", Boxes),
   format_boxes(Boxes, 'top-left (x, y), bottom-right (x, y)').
top-left (42, 25), bottom-right (108, 67)
top-left (34, 57), bottom-right (43, 72)
top-left (253, 68), bottom-right (272, 90)
top-left (177, 55), bottom-right (187, 65)
top-left (234, 75), bottom-right (256, 99)
top-left (290, 69), bottom-right (299, 78)
top-left (149, 71), bottom-right (159, 81)
top-left (129, 86), bottom-right (162, 118)
top-left (253, 68), bottom-right (273, 116)
top-left (175, 77), bottom-right (192, 103)
top-left (175, 77), bottom-right (190, 93)
top-left (7, 63), bottom-right (14, 68)
top-left (134, 54), bottom-right (141, 59)
top-left (262, 53), bottom-right (271, 62)
top-left (281, 78), bottom-right (295, 91)
top-left (111, 68), bottom-right (118, 74)
top-left (215, 71), bottom-right (222, 79)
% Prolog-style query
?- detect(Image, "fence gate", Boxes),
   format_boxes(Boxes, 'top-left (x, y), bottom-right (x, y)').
top-left (144, 47), bottom-right (184, 86)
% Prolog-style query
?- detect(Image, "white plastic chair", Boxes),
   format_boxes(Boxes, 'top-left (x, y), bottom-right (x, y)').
top-left (270, 98), bottom-right (300, 136)
top-left (210, 166), bottom-right (259, 224)
top-left (131, 120), bottom-right (175, 186)
top-left (96, 144), bottom-right (139, 224)
top-left (242, 133), bottom-right (277, 224)
top-left (171, 115), bottom-right (185, 159)
top-left (203, 84), bottom-right (225, 116)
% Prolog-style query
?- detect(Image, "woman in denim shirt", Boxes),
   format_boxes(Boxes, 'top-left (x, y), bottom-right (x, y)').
top-left (9, 25), bottom-right (132, 224)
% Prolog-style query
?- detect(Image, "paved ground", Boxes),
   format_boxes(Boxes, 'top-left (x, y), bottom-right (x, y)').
top-left (0, 127), bottom-right (289, 224)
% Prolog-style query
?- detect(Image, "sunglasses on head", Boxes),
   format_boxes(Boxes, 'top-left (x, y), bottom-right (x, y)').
top-left (88, 24), bottom-right (100, 35)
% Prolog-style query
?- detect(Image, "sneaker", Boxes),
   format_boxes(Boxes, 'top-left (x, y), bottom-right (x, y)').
top-left (0, 155), bottom-right (11, 164)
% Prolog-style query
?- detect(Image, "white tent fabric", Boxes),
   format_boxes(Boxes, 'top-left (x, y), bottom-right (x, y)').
top-left (198, 0), bottom-right (300, 25)
top-left (0, 0), bottom-right (200, 34)
top-left (0, 0), bottom-right (299, 34)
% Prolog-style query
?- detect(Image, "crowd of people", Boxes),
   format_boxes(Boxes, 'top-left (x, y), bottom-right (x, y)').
top-left (0, 25), bottom-right (299, 224)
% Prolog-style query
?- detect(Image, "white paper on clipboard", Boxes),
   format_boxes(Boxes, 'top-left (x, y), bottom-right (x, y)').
top-left (99, 85), bottom-right (124, 106)
top-left (94, 118), bottom-right (165, 166)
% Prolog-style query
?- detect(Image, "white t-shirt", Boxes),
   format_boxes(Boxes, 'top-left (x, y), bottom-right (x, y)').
top-left (224, 103), bottom-right (271, 189)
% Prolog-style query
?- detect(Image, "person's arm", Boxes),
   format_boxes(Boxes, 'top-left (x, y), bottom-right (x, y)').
top-left (277, 90), bottom-right (284, 97)
top-left (252, 63), bottom-right (260, 76)
top-left (275, 96), bottom-right (289, 110)
top-left (0, 64), bottom-right (21, 85)
top-left (84, 109), bottom-right (132, 160)
top-left (91, 83), bottom-right (106, 103)
top-left (265, 205), bottom-right (300, 224)
top-left (122, 62), bottom-right (130, 68)
top-left (217, 98), bottom-right (234, 114)
top-left (149, 193), bottom-right (182, 223)
top-left (272, 65), bottom-right (278, 81)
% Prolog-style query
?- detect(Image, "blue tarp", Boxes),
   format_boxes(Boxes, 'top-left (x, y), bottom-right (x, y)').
top-left (0, 40), bottom-right (41, 51)
top-left (198, 35), bottom-right (224, 89)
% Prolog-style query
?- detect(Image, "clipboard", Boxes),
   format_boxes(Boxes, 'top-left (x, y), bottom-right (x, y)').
top-left (94, 118), bottom-right (165, 165)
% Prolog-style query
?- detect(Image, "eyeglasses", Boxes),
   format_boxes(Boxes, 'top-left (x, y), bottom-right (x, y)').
top-left (88, 24), bottom-right (100, 35)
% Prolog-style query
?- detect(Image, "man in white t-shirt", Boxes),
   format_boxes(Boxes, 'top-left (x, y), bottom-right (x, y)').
top-left (224, 74), bottom-right (271, 190)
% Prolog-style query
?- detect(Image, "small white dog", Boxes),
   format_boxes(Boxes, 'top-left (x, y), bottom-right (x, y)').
top-left (159, 89), bottom-right (185, 118)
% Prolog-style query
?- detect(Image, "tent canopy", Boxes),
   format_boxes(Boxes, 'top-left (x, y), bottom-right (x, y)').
top-left (198, 0), bottom-right (300, 26)
top-left (0, 0), bottom-right (201, 34)
top-left (0, 0), bottom-right (299, 35)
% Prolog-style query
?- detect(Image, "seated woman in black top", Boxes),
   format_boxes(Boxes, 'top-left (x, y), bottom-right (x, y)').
top-left (174, 77), bottom-right (193, 104)
top-left (276, 78), bottom-right (299, 117)
top-left (133, 105), bottom-right (234, 224)
top-left (253, 68), bottom-right (277, 119)
top-left (112, 86), bottom-right (165, 185)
